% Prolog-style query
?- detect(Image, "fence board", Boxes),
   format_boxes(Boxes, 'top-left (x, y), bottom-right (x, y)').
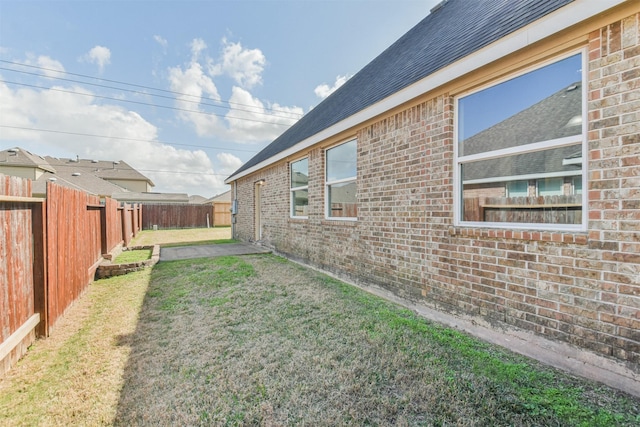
top-left (213, 202), bottom-right (231, 226)
top-left (1, 176), bottom-right (142, 373)
top-left (46, 183), bottom-right (103, 332)
top-left (142, 204), bottom-right (214, 229)
top-left (0, 175), bottom-right (36, 374)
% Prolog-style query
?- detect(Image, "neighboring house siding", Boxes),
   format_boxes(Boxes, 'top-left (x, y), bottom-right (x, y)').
top-left (0, 166), bottom-right (38, 181)
top-left (231, 9), bottom-right (640, 372)
top-left (105, 179), bottom-right (149, 193)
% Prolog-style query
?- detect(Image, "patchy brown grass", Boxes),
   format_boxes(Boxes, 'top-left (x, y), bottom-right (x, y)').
top-left (0, 268), bottom-right (150, 426)
top-left (116, 255), bottom-right (639, 426)
top-left (1, 252), bottom-right (638, 426)
top-left (130, 227), bottom-right (231, 247)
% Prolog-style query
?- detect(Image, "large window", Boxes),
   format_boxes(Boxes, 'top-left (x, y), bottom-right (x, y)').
top-left (290, 157), bottom-right (308, 218)
top-left (455, 52), bottom-right (586, 230)
top-left (326, 139), bottom-right (357, 219)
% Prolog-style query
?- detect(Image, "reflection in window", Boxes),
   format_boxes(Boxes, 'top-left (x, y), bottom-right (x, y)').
top-left (573, 176), bottom-right (582, 195)
top-left (456, 53), bottom-right (585, 228)
top-left (538, 177), bottom-right (564, 197)
top-left (507, 181), bottom-right (528, 198)
top-left (290, 158), bottom-right (308, 217)
top-left (326, 139), bottom-right (357, 219)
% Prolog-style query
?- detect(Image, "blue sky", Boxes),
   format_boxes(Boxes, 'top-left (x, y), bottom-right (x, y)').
top-left (0, 0), bottom-right (440, 197)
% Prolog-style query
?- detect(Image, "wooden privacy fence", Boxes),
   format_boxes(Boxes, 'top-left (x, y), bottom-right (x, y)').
top-left (213, 202), bottom-right (231, 226)
top-left (142, 203), bottom-right (231, 229)
top-left (0, 176), bottom-right (141, 374)
top-left (0, 175), bottom-right (42, 375)
top-left (464, 195), bottom-right (582, 224)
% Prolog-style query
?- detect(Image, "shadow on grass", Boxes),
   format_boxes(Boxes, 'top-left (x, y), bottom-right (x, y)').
top-left (113, 255), bottom-right (640, 426)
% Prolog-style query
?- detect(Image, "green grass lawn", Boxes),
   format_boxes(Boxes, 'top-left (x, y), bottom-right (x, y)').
top-left (116, 255), bottom-right (639, 426)
top-left (2, 253), bottom-right (638, 426)
top-left (113, 248), bottom-right (152, 264)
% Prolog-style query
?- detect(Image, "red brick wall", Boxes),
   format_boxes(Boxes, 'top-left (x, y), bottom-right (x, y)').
top-left (232, 13), bottom-right (640, 367)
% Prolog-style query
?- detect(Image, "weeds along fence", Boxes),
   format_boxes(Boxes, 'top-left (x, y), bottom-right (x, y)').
top-left (0, 175), bottom-right (141, 374)
top-left (142, 202), bottom-right (231, 229)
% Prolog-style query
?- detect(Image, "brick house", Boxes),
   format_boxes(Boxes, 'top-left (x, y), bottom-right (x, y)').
top-left (225, 0), bottom-right (640, 394)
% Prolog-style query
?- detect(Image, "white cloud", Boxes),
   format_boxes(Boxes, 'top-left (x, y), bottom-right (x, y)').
top-left (18, 54), bottom-right (65, 78)
top-left (167, 38), bottom-right (301, 143)
top-left (216, 152), bottom-right (243, 175)
top-left (190, 38), bottom-right (207, 61)
top-left (84, 45), bottom-right (111, 72)
top-left (0, 66), bottom-right (228, 197)
top-left (225, 86), bottom-right (303, 143)
top-left (315, 74), bottom-right (351, 99)
top-left (209, 38), bottom-right (265, 89)
top-left (154, 35), bottom-right (168, 49)
top-left (37, 56), bottom-right (65, 75)
top-left (168, 59), bottom-right (224, 137)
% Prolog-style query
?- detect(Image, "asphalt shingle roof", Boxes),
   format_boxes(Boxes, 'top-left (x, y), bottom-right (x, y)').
top-left (229, 0), bottom-right (573, 179)
top-left (0, 148), bottom-right (56, 173)
top-left (462, 81), bottom-right (583, 182)
top-left (45, 157), bottom-right (154, 186)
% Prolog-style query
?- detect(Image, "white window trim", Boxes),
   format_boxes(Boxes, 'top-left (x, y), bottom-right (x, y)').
top-left (325, 139), bottom-right (357, 221)
top-left (453, 48), bottom-right (588, 232)
top-left (290, 157), bottom-right (309, 219)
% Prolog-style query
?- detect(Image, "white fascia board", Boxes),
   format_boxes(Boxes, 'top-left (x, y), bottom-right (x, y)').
top-left (225, 0), bottom-right (626, 184)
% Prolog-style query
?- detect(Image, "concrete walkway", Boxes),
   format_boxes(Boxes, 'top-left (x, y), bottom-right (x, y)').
top-left (159, 243), bottom-right (271, 262)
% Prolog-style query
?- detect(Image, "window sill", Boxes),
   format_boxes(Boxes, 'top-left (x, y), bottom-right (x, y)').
top-left (320, 218), bottom-right (358, 227)
top-left (288, 217), bottom-right (308, 223)
top-left (448, 226), bottom-right (589, 245)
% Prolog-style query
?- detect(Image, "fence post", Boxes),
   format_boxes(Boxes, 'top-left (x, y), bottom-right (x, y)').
top-left (86, 204), bottom-right (107, 255)
top-left (31, 201), bottom-right (48, 337)
top-left (100, 205), bottom-right (107, 255)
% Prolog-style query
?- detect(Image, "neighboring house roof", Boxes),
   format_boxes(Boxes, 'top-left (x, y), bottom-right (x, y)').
top-left (45, 157), bottom-right (155, 187)
top-left (0, 147), bottom-right (56, 173)
top-left (462, 81), bottom-right (583, 183)
top-left (202, 190), bottom-right (231, 204)
top-left (111, 191), bottom-right (190, 204)
top-left (227, 0), bottom-right (574, 181)
top-left (33, 170), bottom-right (128, 197)
top-left (189, 195), bottom-right (208, 204)
top-left (0, 147), bottom-right (155, 198)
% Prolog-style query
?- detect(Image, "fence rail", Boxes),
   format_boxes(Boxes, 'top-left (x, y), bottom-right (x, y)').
top-left (0, 175), bottom-right (141, 374)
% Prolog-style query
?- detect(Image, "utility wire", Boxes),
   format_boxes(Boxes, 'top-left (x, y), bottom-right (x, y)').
top-left (0, 66), bottom-right (302, 120)
top-left (0, 59), bottom-right (304, 119)
top-left (1, 79), bottom-right (297, 126)
top-left (134, 168), bottom-right (230, 177)
top-left (0, 124), bottom-right (260, 154)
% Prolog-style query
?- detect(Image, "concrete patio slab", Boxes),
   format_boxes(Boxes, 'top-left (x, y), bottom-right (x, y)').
top-left (159, 243), bottom-right (271, 262)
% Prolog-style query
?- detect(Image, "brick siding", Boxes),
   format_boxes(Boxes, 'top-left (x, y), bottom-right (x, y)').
top-left (232, 13), bottom-right (640, 369)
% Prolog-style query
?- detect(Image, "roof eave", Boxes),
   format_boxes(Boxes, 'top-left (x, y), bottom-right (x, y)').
top-left (225, 0), bottom-right (626, 184)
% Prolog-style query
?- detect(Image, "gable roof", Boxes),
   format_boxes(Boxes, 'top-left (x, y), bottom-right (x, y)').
top-left (0, 147), bottom-right (155, 197)
top-left (202, 190), bottom-right (231, 204)
top-left (32, 168), bottom-right (127, 197)
top-left (45, 157), bottom-right (155, 186)
top-left (0, 147), bottom-right (56, 173)
top-left (111, 191), bottom-right (190, 204)
top-left (226, 0), bottom-right (576, 182)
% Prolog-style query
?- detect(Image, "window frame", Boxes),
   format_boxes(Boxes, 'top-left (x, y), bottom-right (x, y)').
top-left (290, 156), bottom-right (309, 219)
top-left (453, 49), bottom-right (588, 232)
top-left (325, 138), bottom-right (358, 221)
